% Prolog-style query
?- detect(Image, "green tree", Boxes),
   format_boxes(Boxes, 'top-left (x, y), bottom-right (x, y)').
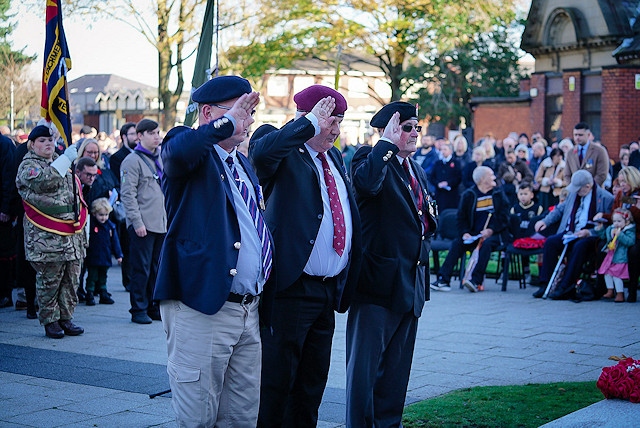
top-left (227, 0), bottom-right (518, 103)
top-left (409, 20), bottom-right (525, 129)
top-left (0, 0), bottom-right (37, 128)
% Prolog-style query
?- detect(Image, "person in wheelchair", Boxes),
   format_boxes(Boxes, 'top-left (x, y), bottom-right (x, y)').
top-left (533, 170), bottom-right (614, 299)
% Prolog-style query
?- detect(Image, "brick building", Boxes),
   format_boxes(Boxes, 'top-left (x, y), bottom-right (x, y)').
top-left (471, 0), bottom-right (640, 160)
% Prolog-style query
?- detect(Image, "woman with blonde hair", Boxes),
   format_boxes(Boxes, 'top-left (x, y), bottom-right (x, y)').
top-left (453, 134), bottom-right (471, 169)
top-left (534, 148), bottom-right (566, 211)
top-left (77, 138), bottom-right (118, 207)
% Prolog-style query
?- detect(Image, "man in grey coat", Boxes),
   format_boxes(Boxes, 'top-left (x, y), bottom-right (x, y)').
top-left (533, 170), bottom-right (613, 299)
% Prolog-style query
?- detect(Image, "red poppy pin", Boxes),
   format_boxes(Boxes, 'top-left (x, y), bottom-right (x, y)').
top-left (94, 227), bottom-right (99, 233)
top-left (449, 162), bottom-right (454, 168)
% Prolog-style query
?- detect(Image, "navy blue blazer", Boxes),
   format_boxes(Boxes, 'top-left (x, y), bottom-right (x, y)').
top-left (154, 120), bottom-right (272, 316)
top-left (352, 140), bottom-right (434, 317)
top-left (86, 217), bottom-right (123, 267)
top-left (249, 117), bottom-right (362, 322)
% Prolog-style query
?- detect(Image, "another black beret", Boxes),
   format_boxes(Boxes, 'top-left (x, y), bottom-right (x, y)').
top-left (192, 75), bottom-right (252, 104)
top-left (370, 101), bottom-right (418, 128)
top-left (249, 124), bottom-right (278, 144)
top-left (28, 125), bottom-right (53, 141)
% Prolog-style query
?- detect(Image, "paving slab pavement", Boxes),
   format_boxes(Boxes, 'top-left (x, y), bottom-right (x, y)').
top-left (1, 267), bottom-right (639, 427)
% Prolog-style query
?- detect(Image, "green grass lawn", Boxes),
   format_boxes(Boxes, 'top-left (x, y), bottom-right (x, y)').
top-left (403, 382), bottom-right (604, 427)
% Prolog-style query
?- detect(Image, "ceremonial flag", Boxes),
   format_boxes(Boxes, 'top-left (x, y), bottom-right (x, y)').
top-left (41, 0), bottom-right (72, 147)
top-left (184, 0), bottom-right (215, 127)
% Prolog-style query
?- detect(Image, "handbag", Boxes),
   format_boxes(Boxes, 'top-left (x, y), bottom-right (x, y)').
top-left (112, 200), bottom-right (126, 223)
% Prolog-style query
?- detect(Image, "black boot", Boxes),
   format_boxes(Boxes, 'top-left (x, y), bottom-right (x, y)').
top-left (99, 291), bottom-right (114, 305)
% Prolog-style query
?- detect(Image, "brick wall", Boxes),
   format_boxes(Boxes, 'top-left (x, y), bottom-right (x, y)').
top-left (561, 70), bottom-right (582, 135)
top-left (601, 66), bottom-right (640, 159)
top-left (530, 73), bottom-right (546, 136)
top-left (472, 101), bottom-right (533, 142)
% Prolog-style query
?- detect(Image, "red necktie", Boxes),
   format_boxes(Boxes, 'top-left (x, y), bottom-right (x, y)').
top-left (403, 159), bottom-right (429, 233)
top-left (317, 152), bottom-right (346, 256)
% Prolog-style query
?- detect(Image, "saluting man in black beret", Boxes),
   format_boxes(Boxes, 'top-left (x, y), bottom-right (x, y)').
top-left (346, 101), bottom-right (437, 427)
top-left (153, 75), bottom-right (266, 427)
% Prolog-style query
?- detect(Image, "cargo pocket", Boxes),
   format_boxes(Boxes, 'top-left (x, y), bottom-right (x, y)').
top-left (167, 360), bottom-right (205, 424)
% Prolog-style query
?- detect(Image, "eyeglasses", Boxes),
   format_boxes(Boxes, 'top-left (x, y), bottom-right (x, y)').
top-left (401, 124), bottom-right (422, 133)
top-left (211, 104), bottom-right (256, 116)
top-left (82, 172), bottom-right (97, 178)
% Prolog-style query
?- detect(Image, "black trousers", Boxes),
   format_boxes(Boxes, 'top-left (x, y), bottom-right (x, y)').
top-left (117, 220), bottom-right (131, 289)
top-left (127, 227), bottom-right (164, 315)
top-left (540, 233), bottom-right (598, 296)
top-left (627, 242), bottom-right (640, 301)
top-left (258, 274), bottom-right (336, 428)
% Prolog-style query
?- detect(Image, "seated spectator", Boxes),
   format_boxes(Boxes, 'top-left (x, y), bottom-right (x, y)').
top-left (595, 208), bottom-right (636, 302)
top-left (497, 149), bottom-right (534, 187)
top-left (594, 166), bottom-right (640, 302)
top-left (532, 170), bottom-right (614, 299)
top-left (509, 182), bottom-right (544, 283)
top-left (431, 166), bottom-right (509, 293)
top-left (463, 146), bottom-right (491, 190)
top-left (535, 148), bottom-right (566, 211)
top-left (515, 144), bottom-right (530, 164)
top-left (429, 142), bottom-right (462, 211)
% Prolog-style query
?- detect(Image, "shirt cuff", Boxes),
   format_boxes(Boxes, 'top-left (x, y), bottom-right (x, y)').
top-left (303, 112), bottom-right (321, 137)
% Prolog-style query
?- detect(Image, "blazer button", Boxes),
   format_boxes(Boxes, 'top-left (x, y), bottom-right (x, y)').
top-left (233, 242), bottom-right (241, 249)
top-left (416, 261), bottom-right (421, 266)
top-left (309, 239), bottom-right (315, 245)
top-left (317, 214), bottom-right (323, 220)
top-left (229, 269), bottom-right (238, 276)
top-left (422, 236), bottom-right (425, 241)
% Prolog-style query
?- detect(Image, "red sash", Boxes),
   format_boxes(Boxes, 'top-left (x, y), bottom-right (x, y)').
top-left (23, 176), bottom-right (88, 236)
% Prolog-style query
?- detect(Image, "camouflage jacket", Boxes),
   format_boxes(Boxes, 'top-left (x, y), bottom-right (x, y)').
top-left (16, 151), bottom-right (86, 262)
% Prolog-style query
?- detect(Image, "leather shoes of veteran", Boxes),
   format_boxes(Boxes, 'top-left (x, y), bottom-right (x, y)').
top-left (59, 320), bottom-right (84, 336)
top-left (45, 322), bottom-right (64, 339)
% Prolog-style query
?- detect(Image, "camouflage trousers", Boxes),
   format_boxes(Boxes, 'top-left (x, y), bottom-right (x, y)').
top-left (30, 260), bottom-right (81, 326)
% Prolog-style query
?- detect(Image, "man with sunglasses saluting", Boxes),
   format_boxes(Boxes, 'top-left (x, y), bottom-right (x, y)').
top-left (347, 101), bottom-right (437, 427)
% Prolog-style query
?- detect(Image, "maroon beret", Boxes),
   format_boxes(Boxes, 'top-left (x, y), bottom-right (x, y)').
top-left (293, 85), bottom-right (348, 117)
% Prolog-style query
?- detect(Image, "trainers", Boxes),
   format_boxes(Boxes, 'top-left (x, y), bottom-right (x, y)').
top-left (430, 281), bottom-right (451, 292)
top-left (463, 280), bottom-right (478, 292)
top-left (131, 313), bottom-right (153, 324)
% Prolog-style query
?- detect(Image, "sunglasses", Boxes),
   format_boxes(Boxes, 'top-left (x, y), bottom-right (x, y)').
top-left (211, 104), bottom-right (256, 117)
top-left (401, 124), bottom-right (422, 133)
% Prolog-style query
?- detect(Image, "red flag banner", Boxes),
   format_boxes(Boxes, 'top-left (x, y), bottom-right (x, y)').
top-left (41, 0), bottom-right (72, 147)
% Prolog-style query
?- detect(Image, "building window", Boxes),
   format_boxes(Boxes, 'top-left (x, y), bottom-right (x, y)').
top-left (582, 73), bottom-right (601, 141)
top-left (545, 95), bottom-right (563, 144)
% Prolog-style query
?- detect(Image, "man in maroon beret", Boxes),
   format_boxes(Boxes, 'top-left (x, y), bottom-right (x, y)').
top-left (250, 85), bottom-right (362, 427)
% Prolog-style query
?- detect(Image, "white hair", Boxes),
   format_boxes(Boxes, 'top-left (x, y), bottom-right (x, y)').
top-left (472, 166), bottom-right (492, 185)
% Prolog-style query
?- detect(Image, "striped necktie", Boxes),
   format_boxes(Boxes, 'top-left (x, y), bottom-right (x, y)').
top-left (403, 158), bottom-right (429, 234)
top-left (225, 156), bottom-right (272, 281)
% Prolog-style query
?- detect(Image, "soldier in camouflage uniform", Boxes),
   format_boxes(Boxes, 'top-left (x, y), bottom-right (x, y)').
top-left (15, 125), bottom-right (87, 339)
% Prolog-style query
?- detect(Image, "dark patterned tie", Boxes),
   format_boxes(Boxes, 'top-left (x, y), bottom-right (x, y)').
top-left (317, 152), bottom-right (346, 256)
top-left (225, 156), bottom-right (272, 280)
top-left (579, 146), bottom-right (584, 164)
top-left (403, 159), bottom-right (429, 233)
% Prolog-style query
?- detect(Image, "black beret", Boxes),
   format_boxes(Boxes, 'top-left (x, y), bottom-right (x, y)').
top-left (370, 101), bottom-right (418, 128)
top-left (192, 75), bottom-right (252, 104)
top-left (249, 124), bottom-right (278, 144)
top-left (28, 125), bottom-right (53, 141)
top-left (293, 85), bottom-right (348, 117)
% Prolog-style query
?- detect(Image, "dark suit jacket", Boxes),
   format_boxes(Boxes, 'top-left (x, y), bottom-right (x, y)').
top-left (352, 140), bottom-right (434, 317)
top-left (109, 145), bottom-right (134, 189)
top-left (154, 119), bottom-right (271, 316)
top-left (249, 117), bottom-right (362, 323)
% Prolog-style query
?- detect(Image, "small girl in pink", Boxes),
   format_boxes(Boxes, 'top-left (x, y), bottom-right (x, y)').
top-left (596, 208), bottom-right (636, 302)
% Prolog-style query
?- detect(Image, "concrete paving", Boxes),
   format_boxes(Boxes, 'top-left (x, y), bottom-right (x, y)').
top-left (1, 267), bottom-right (639, 427)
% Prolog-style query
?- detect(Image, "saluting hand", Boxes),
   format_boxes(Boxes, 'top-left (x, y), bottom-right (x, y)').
top-left (310, 96), bottom-right (336, 132)
top-left (381, 112), bottom-right (402, 145)
top-left (228, 92), bottom-right (260, 135)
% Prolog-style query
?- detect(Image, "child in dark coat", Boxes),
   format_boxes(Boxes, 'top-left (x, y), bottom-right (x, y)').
top-left (85, 198), bottom-right (123, 305)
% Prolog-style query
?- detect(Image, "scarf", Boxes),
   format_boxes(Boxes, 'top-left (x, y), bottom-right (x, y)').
top-left (134, 144), bottom-right (163, 180)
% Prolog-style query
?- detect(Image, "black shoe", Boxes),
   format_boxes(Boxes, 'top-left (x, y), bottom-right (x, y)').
top-left (99, 292), bottom-right (114, 305)
top-left (77, 288), bottom-right (86, 301)
top-left (86, 295), bottom-right (95, 306)
top-left (627, 292), bottom-right (637, 303)
top-left (532, 287), bottom-right (545, 298)
top-left (45, 322), bottom-right (64, 339)
top-left (26, 310), bottom-right (37, 320)
top-left (0, 297), bottom-right (12, 308)
top-left (131, 313), bottom-right (153, 324)
top-left (59, 319), bottom-right (84, 336)
top-left (148, 311), bottom-right (161, 321)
